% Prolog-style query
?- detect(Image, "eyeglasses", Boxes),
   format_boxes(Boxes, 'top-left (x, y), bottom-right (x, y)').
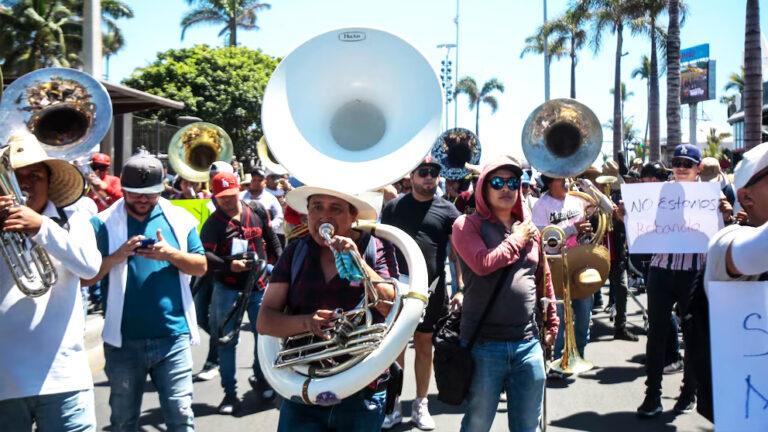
top-left (489, 176), bottom-right (521, 191)
top-left (417, 168), bottom-right (440, 178)
top-left (91, 164), bottom-right (109, 171)
top-left (125, 192), bottom-right (160, 200)
top-left (671, 159), bottom-right (696, 169)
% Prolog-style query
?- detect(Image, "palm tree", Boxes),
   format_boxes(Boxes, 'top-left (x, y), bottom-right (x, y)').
top-left (541, 3), bottom-right (591, 98)
top-left (724, 68), bottom-right (745, 95)
top-left (520, 27), bottom-right (568, 65)
top-left (633, 0), bottom-right (677, 162)
top-left (702, 128), bottom-right (731, 158)
top-left (666, 0), bottom-right (682, 153)
top-left (454, 77), bottom-right (505, 136)
top-left (744, 0), bottom-right (762, 151)
top-left (102, 29), bottom-right (124, 80)
top-left (632, 55), bottom-right (651, 145)
top-left (0, 0), bottom-right (81, 74)
top-left (589, 0), bottom-right (646, 162)
top-left (180, 0), bottom-right (271, 47)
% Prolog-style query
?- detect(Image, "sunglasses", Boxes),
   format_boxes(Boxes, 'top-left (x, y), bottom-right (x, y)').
top-left (671, 159), bottom-right (696, 169)
top-left (489, 176), bottom-right (521, 191)
top-left (91, 164), bottom-right (109, 171)
top-left (417, 168), bottom-right (440, 178)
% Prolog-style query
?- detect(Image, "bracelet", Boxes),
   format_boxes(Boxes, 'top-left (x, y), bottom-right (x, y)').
top-left (457, 285), bottom-right (464, 292)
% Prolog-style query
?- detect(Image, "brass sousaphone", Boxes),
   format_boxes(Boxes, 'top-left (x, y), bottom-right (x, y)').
top-left (0, 67), bottom-right (113, 297)
top-left (167, 122), bottom-right (233, 183)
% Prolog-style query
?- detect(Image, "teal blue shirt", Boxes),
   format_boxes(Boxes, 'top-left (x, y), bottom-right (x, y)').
top-left (91, 206), bottom-right (205, 339)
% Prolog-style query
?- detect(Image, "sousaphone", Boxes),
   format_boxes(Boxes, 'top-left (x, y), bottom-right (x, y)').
top-left (431, 128), bottom-right (481, 180)
top-left (258, 27), bottom-right (440, 405)
top-left (167, 122), bottom-right (233, 183)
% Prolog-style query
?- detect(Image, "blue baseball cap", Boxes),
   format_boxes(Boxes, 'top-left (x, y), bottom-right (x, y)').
top-left (673, 144), bottom-right (702, 164)
top-left (521, 171), bottom-right (531, 184)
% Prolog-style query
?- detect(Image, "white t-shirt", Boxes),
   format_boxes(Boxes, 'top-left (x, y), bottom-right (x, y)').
top-left (704, 224), bottom-right (761, 295)
top-left (0, 202), bottom-right (102, 401)
top-left (531, 192), bottom-right (586, 238)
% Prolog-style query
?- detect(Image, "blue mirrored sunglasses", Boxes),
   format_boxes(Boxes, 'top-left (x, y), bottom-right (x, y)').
top-left (489, 176), bottom-right (520, 190)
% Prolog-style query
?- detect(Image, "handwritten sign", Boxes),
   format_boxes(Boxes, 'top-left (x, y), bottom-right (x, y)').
top-left (621, 182), bottom-right (723, 253)
top-left (709, 281), bottom-right (768, 431)
top-left (170, 199), bottom-right (212, 233)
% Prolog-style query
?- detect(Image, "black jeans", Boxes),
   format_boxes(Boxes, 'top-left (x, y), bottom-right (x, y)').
top-left (645, 267), bottom-right (697, 397)
top-left (609, 259), bottom-right (629, 329)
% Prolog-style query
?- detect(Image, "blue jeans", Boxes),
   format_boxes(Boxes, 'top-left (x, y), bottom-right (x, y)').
top-left (554, 295), bottom-right (593, 359)
top-left (460, 339), bottom-right (545, 432)
top-left (103, 334), bottom-right (194, 432)
top-left (0, 389), bottom-right (96, 432)
top-left (211, 281), bottom-right (266, 396)
top-left (277, 390), bottom-right (386, 431)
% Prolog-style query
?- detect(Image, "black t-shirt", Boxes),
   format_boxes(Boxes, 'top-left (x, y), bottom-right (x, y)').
top-left (380, 193), bottom-right (460, 284)
top-left (200, 200), bottom-right (282, 288)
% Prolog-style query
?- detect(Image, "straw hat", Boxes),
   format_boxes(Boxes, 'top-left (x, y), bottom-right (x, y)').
top-left (7, 134), bottom-right (84, 208)
top-left (285, 186), bottom-right (381, 221)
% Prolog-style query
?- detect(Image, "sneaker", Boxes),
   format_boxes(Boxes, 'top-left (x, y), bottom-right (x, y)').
top-left (382, 398), bottom-right (403, 429)
top-left (673, 393), bottom-right (696, 414)
top-left (663, 359), bottom-right (684, 375)
top-left (614, 327), bottom-right (639, 341)
top-left (218, 394), bottom-right (240, 415)
top-left (547, 369), bottom-right (567, 380)
top-left (637, 394), bottom-right (662, 417)
top-left (194, 362), bottom-right (219, 382)
top-left (411, 397), bottom-right (435, 430)
top-left (248, 375), bottom-right (276, 402)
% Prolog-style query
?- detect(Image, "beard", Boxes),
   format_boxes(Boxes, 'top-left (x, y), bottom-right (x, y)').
top-left (125, 200), bottom-right (155, 217)
top-left (413, 182), bottom-right (437, 198)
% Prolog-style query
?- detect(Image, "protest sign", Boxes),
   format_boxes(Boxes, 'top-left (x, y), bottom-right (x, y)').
top-left (170, 199), bottom-right (212, 232)
top-left (709, 281), bottom-right (768, 431)
top-left (621, 182), bottom-right (723, 253)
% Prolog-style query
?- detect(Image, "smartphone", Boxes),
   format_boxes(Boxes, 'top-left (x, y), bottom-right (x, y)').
top-left (135, 238), bottom-right (156, 250)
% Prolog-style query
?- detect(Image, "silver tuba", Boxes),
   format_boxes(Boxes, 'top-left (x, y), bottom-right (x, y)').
top-left (257, 27), bottom-right (441, 405)
top-left (0, 67), bottom-right (112, 297)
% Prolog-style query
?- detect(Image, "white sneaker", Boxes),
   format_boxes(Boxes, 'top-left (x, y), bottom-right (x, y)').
top-left (194, 363), bottom-right (219, 381)
top-left (411, 397), bottom-right (435, 430)
top-left (382, 398), bottom-right (402, 429)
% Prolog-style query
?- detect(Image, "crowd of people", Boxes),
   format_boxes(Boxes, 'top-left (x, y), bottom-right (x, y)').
top-left (2, 126), bottom-right (768, 432)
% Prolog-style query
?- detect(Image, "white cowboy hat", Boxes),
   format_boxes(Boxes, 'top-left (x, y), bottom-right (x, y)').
top-left (285, 186), bottom-right (381, 221)
top-left (7, 133), bottom-right (84, 208)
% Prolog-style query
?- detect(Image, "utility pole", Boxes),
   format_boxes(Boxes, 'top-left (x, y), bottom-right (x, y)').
top-left (437, 44), bottom-right (457, 131)
top-left (82, 0), bottom-right (102, 79)
top-left (454, 0), bottom-right (460, 128)
top-left (543, 0), bottom-right (550, 101)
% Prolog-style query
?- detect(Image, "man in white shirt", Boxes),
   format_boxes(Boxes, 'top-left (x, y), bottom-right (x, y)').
top-left (241, 168), bottom-right (285, 246)
top-left (0, 134), bottom-right (102, 431)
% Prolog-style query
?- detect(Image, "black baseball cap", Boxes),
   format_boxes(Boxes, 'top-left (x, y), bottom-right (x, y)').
top-left (121, 155), bottom-right (165, 194)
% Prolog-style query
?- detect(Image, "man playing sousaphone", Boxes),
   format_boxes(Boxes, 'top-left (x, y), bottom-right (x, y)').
top-left (0, 134), bottom-right (102, 431)
top-left (257, 186), bottom-right (398, 431)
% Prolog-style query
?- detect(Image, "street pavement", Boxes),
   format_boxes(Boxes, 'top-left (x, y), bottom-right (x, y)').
top-left (89, 284), bottom-right (714, 431)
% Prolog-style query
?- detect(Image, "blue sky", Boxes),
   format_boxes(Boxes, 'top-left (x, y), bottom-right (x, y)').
top-left (108, 0), bottom-right (768, 163)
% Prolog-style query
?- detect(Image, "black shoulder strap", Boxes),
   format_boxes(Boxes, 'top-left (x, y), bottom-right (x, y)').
top-left (290, 238), bottom-right (309, 286)
top-left (53, 207), bottom-right (70, 231)
top-left (246, 199), bottom-right (269, 224)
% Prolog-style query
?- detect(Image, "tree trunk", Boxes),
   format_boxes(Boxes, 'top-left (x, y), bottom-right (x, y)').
top-left (613, 24), bottom-right (623, 162)
top-left (475, 104), bottom-right (480, 136)
top-left (649, 17), bottom-right (661, 162)
top-left (744, 0), bottom-right (763, 150)
top-left (570, 35), bottom-right (577, 99)
top-left (666, 0), bottom-right (682, 156)
top-left (229, 20), bottom-right (237, 47)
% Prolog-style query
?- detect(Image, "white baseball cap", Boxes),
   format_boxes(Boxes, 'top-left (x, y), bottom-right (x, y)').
top-left (733, 142), bottom-right (768, 211)
top-left (209, 161), bottom-right (234, 176)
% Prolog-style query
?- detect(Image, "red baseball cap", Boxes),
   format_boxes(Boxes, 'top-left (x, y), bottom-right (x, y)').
top-left (91, 153), bottom-right (111, 165)
top-left (212, 172), bottom-right (240, 198)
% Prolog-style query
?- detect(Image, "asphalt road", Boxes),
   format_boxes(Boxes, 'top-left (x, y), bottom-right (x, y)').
top-left (89, 285), bottom-right (714, 431)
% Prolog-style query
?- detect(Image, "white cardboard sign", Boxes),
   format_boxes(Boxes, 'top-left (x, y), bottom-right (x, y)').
top-left (708, 281), bottom-right (768, 431)
top-left (621, 182), bottom-right (723, 253)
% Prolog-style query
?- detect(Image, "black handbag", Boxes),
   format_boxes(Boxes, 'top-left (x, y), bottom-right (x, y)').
top-left (432, 265), bottom-right (512, 405)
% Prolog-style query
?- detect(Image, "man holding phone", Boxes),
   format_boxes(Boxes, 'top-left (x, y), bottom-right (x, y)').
top-left (84, 155), bottom-right (207, 431)
top-left (200, 172), bottom-right (282, 414)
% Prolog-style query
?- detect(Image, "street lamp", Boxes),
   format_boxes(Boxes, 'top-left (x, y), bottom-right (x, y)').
top-left (437, 43), bottom-right (457, 130)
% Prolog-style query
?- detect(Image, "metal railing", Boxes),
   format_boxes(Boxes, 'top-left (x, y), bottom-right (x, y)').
top-left (131, 115), bottom-right (181, 159)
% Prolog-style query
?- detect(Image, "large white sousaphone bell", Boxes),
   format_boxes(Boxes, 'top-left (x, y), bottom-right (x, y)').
top-left (258, 27), bottom-right (440, 406)
top-left (261, 27), bottom-right (443, 193)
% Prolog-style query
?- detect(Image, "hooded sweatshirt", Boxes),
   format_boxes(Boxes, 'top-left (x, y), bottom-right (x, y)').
top-left (452, 158), bottom-right (559, 342)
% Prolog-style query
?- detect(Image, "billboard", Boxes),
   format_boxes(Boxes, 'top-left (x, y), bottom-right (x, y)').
top-left (681, 44), bottom-right (716, 105)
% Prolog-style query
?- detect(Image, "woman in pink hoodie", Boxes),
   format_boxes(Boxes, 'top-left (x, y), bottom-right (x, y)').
top-left (452, 157), bottom-right (558, 432)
